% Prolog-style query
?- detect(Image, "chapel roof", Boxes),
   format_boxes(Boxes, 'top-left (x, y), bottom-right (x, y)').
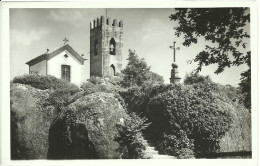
top-left (26, 44), bottom-right (85, 66)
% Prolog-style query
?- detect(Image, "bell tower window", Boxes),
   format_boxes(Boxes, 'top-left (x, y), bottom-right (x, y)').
top-left (109, 38), bottom-right (116, 55)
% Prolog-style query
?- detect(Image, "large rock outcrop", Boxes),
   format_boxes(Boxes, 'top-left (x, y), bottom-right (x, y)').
top-left (47, 109), bottom-right (98, 159)
top-left (11, 83), bottom-right (56, 159)
top-left (49, 92), bottom-right (126, 159)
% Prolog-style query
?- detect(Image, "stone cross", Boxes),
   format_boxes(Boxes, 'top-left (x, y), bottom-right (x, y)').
top-left (169, 41), bottom-right (180, 62)
top-left (63, 37), bottom-right (69, 45)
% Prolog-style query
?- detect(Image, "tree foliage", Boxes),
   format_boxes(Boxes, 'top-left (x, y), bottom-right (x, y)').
top-left (170, 8), bottom-right (251, 109)
top-left (121, 49), bottom-right (164, 88)
top-left (238, 51), bottom-right (251, 110)
top-left (114, 113), bottom-right (150, 159)
top-left (184, 72), bottom-right (212, 85)
top-left (170, 8), bottom-right (250, 73)
top-left (121, 77), bottom-right (236, 157)
top-left (148, 83), bottom-right (232, 154)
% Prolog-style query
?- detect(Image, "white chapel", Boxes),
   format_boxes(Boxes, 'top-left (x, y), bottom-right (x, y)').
top-left (26, 43), bottom-right (89, 85)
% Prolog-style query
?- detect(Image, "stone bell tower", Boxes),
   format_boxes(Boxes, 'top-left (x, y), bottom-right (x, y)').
top-left (90, 16), bottom-right (123, 77)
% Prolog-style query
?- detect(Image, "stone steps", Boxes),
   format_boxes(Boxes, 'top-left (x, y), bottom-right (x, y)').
top-left (142, 132), bottom-right (176, 159)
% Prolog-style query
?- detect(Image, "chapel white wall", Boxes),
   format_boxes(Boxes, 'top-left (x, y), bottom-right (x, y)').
top-left (47, 50), bottom-right (83, 85)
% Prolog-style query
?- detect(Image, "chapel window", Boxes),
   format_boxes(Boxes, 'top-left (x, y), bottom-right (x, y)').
top-left (61, 65), bottom-right (71, 82)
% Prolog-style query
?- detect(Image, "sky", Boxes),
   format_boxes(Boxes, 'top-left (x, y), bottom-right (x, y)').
top-left (10, 8), bottom-right (250, 86)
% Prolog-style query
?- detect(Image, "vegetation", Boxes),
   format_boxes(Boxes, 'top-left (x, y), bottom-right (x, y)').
top-left (13, 74), bottom-right (78, 91)
top-left (238, 53), bottom-right (251, 110)
top-left (121, 72), bottom-right (250, 158)
top-left (121, 49), bottom-right (164, 88)
top-left (148, 83), bottom-right (232, 155)
top-left (11, 49), bottom-right (251, 159)
top-left (184, 72), bottom-right (212, 85)
top-left (170, 8), bottom-right (250, 73)
top-left (170, 8), bottom-right (251, 109)
top-left (11, 83), bottom-right (56, 159)
top-left (67, 92), bottom-right (127, 159)
top-left (48, 108), bottom-right (98, 159)
top-left (157, 131), bottom-right (194, 159)
top-left (114, 113), bottom-right (150, 159)
top-left (11, 75), bottom-right (127, 159)
top-left (13, 74), bottom-right (83, 110)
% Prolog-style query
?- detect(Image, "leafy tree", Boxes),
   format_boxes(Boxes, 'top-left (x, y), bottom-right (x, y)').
top-left (121, 49), bottom-right (164, 87)
top-left (146, 71), bottom-right (165, 85)
top-left (121, 49), bottom-right (151, 88)
top-left (170, 8), bottom-right (251, 109)
top-left (239, 51), bottom-right (251, 110)
top-left (184, 72), bottom-right (212, 85)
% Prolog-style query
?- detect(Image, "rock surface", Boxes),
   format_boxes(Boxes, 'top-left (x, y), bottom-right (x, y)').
top-left (67, 92), bottom-right (126, 159)
top-left (11, 83), bottom-right (56, 159)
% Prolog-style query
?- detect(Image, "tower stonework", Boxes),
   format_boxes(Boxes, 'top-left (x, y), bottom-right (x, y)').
top-left (90, 16), bottom-right (123, 77)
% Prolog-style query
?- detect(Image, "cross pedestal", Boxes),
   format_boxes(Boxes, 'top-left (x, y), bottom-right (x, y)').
top-left (170, 63), bottom-right (181, 84)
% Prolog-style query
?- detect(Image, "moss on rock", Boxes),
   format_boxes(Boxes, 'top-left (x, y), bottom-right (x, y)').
top-left (66, 92), bottom-right (126, 159)
top-left (11, 83), bottom-right (57, 159)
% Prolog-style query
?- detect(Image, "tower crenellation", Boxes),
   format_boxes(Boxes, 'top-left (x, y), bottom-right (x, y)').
top-left (90, 17), bottom-right (123, 29)
top-left (90, 15), bottom-right (123, 77)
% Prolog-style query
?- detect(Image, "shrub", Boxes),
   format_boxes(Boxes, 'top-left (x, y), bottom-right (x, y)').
top-left (88, 76), bottom-right (103, 84)
top-left (47, 88), bottom-right (83, 110)
top-left (122, 81), bottom-right (234, 155)
top-left (121, 75), bottom-right (248, 156)
top-left (80, 82), bottom-right (98, 95)
top-left (218, 99), bottom-right (251, 152)
top-left (114, 113), bottom-right (150, 159)
top-left (12, 74), bottom-right (78, 91)
top-left (120, 83), bottom-right (171, 116)
top-left (148, 83), bottom-right (232, 154)
top-left (104, 75), bottom-right (123, 86)
top-left (184, 72), bottom-right (212, 85)
top-left (157, 131), bottom-right (194, 158)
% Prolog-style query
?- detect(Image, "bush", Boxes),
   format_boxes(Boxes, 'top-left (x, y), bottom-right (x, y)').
top-left (157, 131), bottom-right (194, 158)
top-left (122, 80), bottom-right (235, 156)
top-left (120, 84), bottom-right (171, 116)
top-left (104, 75), bottom-right (123, 86)
top-left (13, 74), bottom-right (78, 91)
top-left (184, 72), bottom-right (212, 85)
top-left (80, 82), bottom-right (98, 95)
top-left (81, 79), bottom-right (124, 100)
top-left (148, 83), bottom-right (232, 154)
top-left (114, 113), bottom-right (150, 159)
top-left (47, 88), bottom-right (83, 110)
top-left (88, 76), bottom-right (103, 84)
